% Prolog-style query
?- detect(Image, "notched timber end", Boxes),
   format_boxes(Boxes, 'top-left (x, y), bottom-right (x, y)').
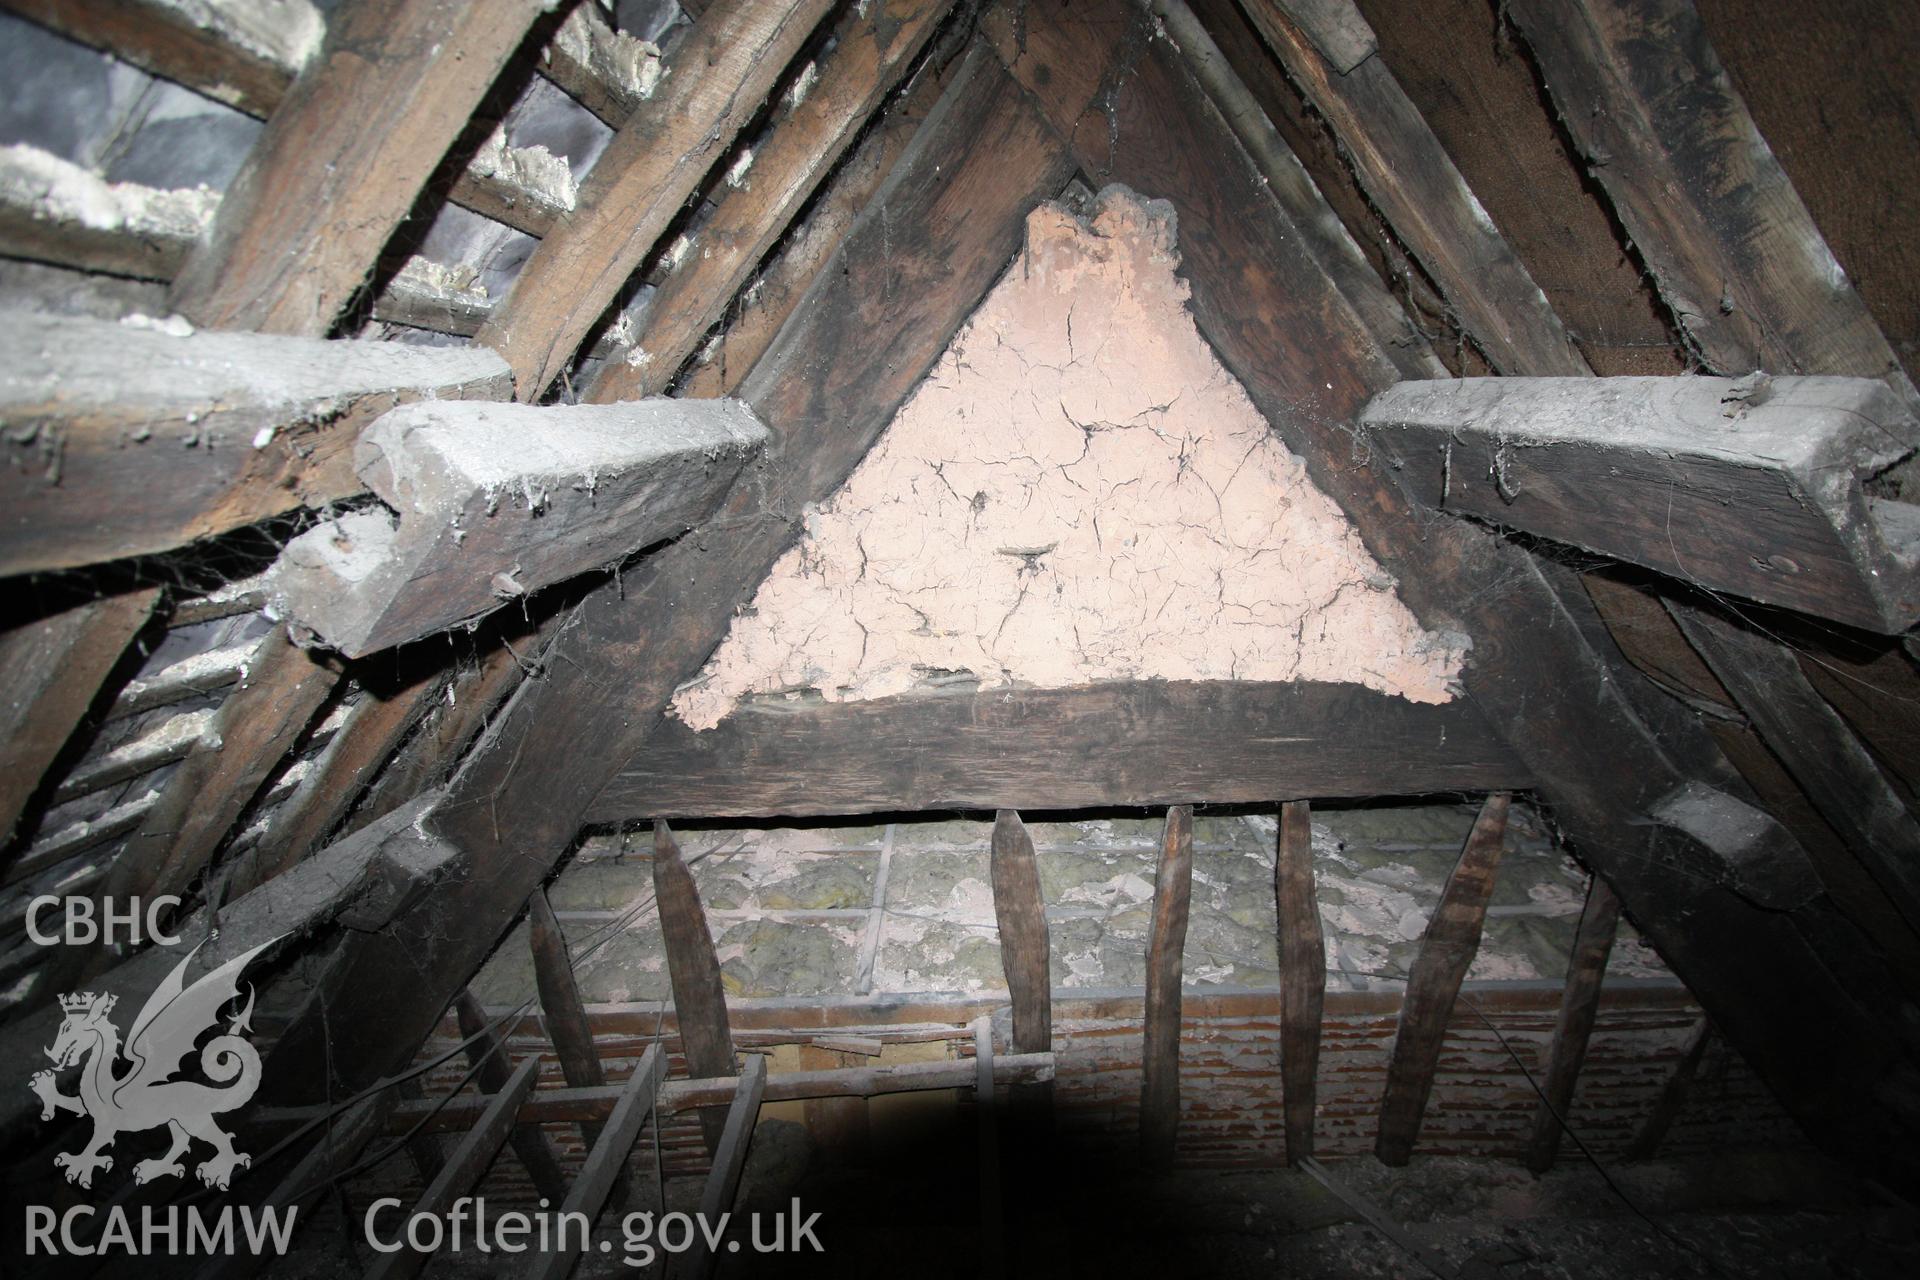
top-left (265, 397), bottom-right (769, 656)
top-left (1362, 375), bottom-right (1920, 633)
top-left (1649, 781), bottom-right (1821, 911)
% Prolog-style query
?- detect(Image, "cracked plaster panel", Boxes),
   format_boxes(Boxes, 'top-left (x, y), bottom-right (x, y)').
top-left (671, 187), bottom-right (1466, 730)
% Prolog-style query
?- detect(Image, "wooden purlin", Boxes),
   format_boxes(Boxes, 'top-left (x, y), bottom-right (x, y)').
top-left (997, 0), bottom-right (1919, 1186)
top-left (256, 42), bottom-right (1083, 1111)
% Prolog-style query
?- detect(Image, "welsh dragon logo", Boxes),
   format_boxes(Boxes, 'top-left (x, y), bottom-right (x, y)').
top-left (30, 937), bottom-right (279, 1191)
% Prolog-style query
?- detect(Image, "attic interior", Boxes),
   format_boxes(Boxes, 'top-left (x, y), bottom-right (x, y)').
top-left (3, 0), bottom-right (1920, 1275)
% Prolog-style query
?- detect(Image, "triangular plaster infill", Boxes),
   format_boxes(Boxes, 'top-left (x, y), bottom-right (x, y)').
top-left (672, 186), bottom-right (1465, 731)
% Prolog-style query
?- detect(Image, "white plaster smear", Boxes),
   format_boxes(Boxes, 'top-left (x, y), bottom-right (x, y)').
top-left (672, 187), bottom-right (1465, 730)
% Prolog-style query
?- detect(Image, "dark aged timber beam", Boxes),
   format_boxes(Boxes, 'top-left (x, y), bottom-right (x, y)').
top-left (589, 681), bottom-right (1530, 821)
top-left (1376, 793), bottom-right (1508, 1165)
top-left (0, 588), bottom-right (159, 849)
top-left (1506, 0), bottom-right (1920, 420)
top-left (0, 0), bottom-right (313, 118)
top-left (1669, 601), bottom-right (1920, 926)
top-left (589, 0), bottom-right (954, 402)
top-left (365, 1054), bottom-right (542, 1280)
top-left (1276, 800), bottom-right (1324, 1163)
top-left (0, 792), bottom-right (456, 1132)
top-left (264, 399), bottom-right (769, 656)
top-left (33, 624), bottom-right (340, 999)
top-left (1524, 876), bottom-right (1622, 1172)
top-left (454, 989), bottom-right (569, 1205)
top-left (528, 1046), bottom-right (667, 1280)
top-left (0, 310), bottom-right (509, 576)
top-left (669, 1052), bottom-right (769, 1280)
top-left (259, 43), bottom-right (1082, 1114)
top-left (1140, 805), bottom-right (1195, 1167)
top-left (477, 0), bottom-right (836, 400)
top-left (1238, 0), bottom-right (1586, 377)
top-left (169, 0), bottom-right (548, 335)
top-left (676, 39), bottom-right (962, 400)
top-left (654, 819), bottom-right (738, 1154)
top-left (995, 0), bottom-right (1919, 1187)
top-left (1363, 376), bottom-right (1920, 634)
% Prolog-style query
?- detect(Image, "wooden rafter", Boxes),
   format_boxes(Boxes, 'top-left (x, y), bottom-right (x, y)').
top-left (476, 0), bottom-right (837, 400)
top-left (229, 666), bottom-right (449, 897)
top-left (1376, 792), bottom-right (1508, 1165)
top-left (1239, 0), bottom-right (1587, 377)
top-left (1524, 876), bottom-right (1622, 1172)
top-left (999, 0), bottom-right (1914, 1183)
top-left (258, 41), bottom-right (1082, 1110)
top-left (589, 681), bottom-right (1530, 821)
top-left (1669, 601), bottom-right (1920, 925)
top-left (677, 36), bottom-right (962, 399)
top-left (1506, 0), bottom-right (1920, 416)
top-left (587, 0), bottom-right (954, 401)
top-left (0, 588), bottom-right (159, 849)
top-left (169, 0), bottom-right (549, 335)
top-left (1140, 804), bottom-right (1194, 1167)
top-left (1275, 799), bottom-right (1325, 1163)
top-left (1628, 1016), bottom-right (1714, 1160)
top-left (991, 809), bottom-right (1052, 1113)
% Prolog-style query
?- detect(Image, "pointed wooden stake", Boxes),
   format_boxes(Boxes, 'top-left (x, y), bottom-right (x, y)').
top-left (1276, 800), bottom-right (1325, 1163)
top-left (1524, 875), bottom-right (1621, 1172)
top-left (654, 818), bottom-right (738, 1154)
top-left (1140, 804), bottom-right (1194, 1167)
top-left (991, 809), bottom-right (1052, 1116)
top-left (1377, 792), bottom-right (1509, 1166)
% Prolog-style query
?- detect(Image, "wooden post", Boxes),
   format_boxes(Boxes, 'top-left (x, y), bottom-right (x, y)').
top-left (1524, 876), bottom-right (1621, 1173)
top-left (365, 1055), bottom-right (542, 1280)
top-left (0, 588), bottom-right (159, 849)
top-left (669, 1053), bottom-right (769, 1280)
top-left (1275, 800), bottom-right (1325, 1163)
top-left (974, 1016), bottom-right (1005, 1278)
top-left (1376, 793), bottom-right (1509, 1166)
top-left (654, 819), bottom-right (738, 1154)
top-left (528, 1046), bottom-right (668, 1280)
top-left (528, 887), bottom-right (621, 1199)
top-left (453, 990), bottom-right (569, 1206)
top-left (1140, 804), bottom-right (1194, 1167)
top-left (991, 810), bottom-right (1053, 1116)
